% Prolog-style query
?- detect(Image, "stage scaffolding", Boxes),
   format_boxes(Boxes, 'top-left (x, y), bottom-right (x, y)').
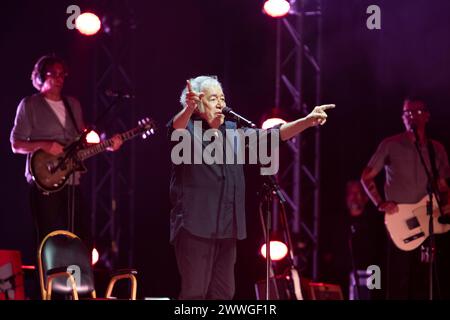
top-left (90, 0), bottom-right (137, 269)
top-left (274, 0), bottom-right (323, 280)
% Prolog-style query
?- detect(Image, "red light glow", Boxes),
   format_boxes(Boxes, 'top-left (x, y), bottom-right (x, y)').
top-left (76, 12), bottom-right (101, 36)
top-left (263, 0), bottom-right (291, 18)
top-left (85, 130), bottom-right (100, 144)
top-left (92, 248), bottom-right (99, 265)
top-left (260, 240), bottom-right (288, 261)
top-left (262, 117), bottom-right (287, 129)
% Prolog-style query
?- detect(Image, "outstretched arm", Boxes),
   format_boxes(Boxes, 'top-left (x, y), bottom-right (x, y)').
top-left (280, 104), bottom-right (335, 141)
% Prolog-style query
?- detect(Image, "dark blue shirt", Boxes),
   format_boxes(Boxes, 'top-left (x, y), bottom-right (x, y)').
top-left (168, 117), bottom-right (247, 242)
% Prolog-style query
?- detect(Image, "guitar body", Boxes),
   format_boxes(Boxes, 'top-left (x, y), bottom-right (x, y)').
top-left (385, 195), bottom-right (450, 251)
top-left (29, 150), bottom-right (86, 193)
top-left (29, 117), bottom-right (155, 194)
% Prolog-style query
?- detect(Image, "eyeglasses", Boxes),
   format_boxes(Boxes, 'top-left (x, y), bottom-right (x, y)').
top-left (46, 71), bottom-right (68, 79)
top-left (403, 109), bottom-right (427, 117)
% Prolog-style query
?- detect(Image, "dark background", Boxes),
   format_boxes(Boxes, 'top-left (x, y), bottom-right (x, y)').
top-left (1, 0), bottom-right (450, 299)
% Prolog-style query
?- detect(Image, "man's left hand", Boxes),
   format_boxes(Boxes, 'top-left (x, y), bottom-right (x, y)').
top-left (306, 104), bottom-right (335, 126)
top-left (107, 134), bottom-right (123, 151)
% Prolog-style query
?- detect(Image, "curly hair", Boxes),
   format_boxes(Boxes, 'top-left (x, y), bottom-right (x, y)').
top-left (31, 54), bottom-right (68, 90)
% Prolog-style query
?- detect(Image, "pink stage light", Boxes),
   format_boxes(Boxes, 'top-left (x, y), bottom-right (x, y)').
top-left (262, 117), bottom-right (287, 129)
top-left (85, 130), bottom-right (100, 144)
top-left (76, 12), bottom-right (101, 36)
top-left (263, 0), bottom-right (291, 18)
top-left (260, 240), bottom-right (289, 261)
top-left (92, 248), bottom-right (99, 265)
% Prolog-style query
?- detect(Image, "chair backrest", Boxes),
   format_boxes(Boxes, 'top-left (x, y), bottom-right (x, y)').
top-left (38, 230), bottom-right (94, 298)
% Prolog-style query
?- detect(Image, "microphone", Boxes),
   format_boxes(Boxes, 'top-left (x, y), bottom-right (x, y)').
top-left (222, 107), bottom-right (257, 128)
top-left (105, 89), bottom-right (135, 99)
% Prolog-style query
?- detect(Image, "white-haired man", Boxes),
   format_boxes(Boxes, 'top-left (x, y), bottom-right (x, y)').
top-left (168, 75), bottom-right (334, 299)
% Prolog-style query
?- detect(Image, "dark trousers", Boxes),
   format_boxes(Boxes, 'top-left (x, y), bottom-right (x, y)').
top-left (30, 183), bottom-right (91, 249)
top-left (174, 229), bottom-right (236, 300)
top-left (434, 233), bottom-right (450, 300)
top-left (386, 237), bottom-right (450, 300)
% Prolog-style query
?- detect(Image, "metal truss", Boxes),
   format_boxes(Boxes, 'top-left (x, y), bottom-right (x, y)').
top-left (90, 0), bottom-right (137, 269)
top-left (274, 0), bottom-right (322, 280)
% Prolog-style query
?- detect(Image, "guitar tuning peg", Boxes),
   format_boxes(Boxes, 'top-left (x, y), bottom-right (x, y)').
top-left (142, 133), bottom-right (147, 139)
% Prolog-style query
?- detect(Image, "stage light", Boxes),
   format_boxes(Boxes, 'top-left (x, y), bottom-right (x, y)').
top-left (262, 117), bottom-right (287, 129)
top-left (263, 0), bottom-right (291, 18)
top-left (260, 240), bottom-right (288, 261)
top-left (85, 130), bottom-right (100, 144)
top-left (76, 12), bottom-right (101, 36)
top-left (92, 247), bottom-right (99, 265)
top-left (260, 107), bottom-right (289, 129)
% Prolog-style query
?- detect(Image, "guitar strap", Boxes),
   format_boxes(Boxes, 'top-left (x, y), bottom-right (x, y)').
top-left (427, 140), bottom-right (439, 181)
top-left (62, 97), bottom-right (81, 134)
top-left (427, 139), bottom-right (443, 204)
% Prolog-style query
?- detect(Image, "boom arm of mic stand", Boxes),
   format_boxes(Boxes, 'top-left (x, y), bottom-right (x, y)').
top-left (262, 175), bottom-right (287, 204)
top-left (412, 129), bottom-right (445, 217)
top-left (412, 128), bottom-right (442, 300)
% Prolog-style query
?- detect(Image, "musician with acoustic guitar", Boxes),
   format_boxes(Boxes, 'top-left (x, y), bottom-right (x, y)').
top-left (361, 96), bottom-right (450, 299)
top-left (10, 55), bottom-right (123, 248)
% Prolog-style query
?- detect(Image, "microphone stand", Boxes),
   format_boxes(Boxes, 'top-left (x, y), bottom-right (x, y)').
top-left (222, 107), bottom-right (257, 128)
top-left (348, 224), bottom-right (362, 300)
top-left (258, 183), bottom-right (275, 300)
top-left (412, 128), bottom-right (444, 300)
top-left (259, 174), bottom-right (301, 300)
top-left (230, 113), bottom-right (297, 299)
top-left (59, 94), bottom-right (124, 234)
top-left (258, 175), bottom-right (287, 300)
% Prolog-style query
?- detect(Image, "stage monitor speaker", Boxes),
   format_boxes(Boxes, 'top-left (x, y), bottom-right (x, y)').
top-left (307, 282), bottom-right (343, 300)
top-left (255, 275), bottom-right (343, 300)
top-left (255, 275), bottom-right (297, 300)
top-left (0, 250), bottom-right (25, 300)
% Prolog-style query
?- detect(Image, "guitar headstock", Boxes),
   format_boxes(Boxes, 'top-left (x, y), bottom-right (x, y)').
top-left (138, 117), bottom-right (156, 139)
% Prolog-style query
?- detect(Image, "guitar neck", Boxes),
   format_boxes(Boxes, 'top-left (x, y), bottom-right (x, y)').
top-left (78, 127), bottom-right (141, 160)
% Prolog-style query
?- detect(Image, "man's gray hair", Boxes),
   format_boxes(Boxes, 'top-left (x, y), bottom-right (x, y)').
top-left (179, 75), bottom-right (222, 108)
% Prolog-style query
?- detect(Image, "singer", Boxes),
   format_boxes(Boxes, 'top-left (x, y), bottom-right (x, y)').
top-left (9, 55), bottom-right (123, 252)
top-left (360, 96), bottom-right (450, 299)
top-left (167, 75), bottom-right (334, 299)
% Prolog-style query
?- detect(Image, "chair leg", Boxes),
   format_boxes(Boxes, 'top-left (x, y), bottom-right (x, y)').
top-left (106, 274), bottom-right (137, 300)
top-left (46, 272), bottom-right (79, 300)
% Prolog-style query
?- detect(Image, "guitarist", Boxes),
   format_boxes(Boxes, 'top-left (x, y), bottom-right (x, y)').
top-left (361, 96), bottom-right (450, 299)
top-left (10, 55), bottom-right (122, 249)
